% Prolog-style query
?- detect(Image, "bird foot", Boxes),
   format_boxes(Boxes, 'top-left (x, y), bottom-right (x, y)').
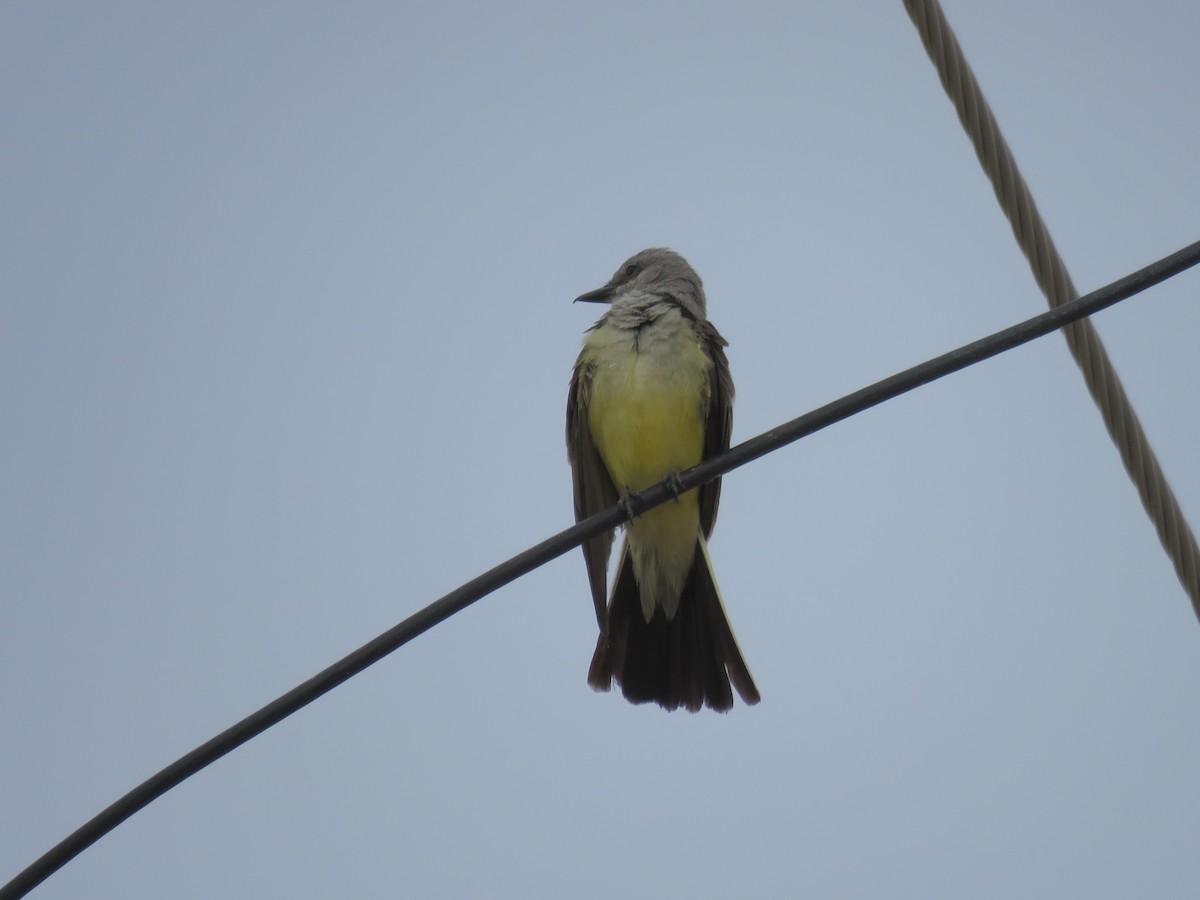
top-left (662, 471), bottom-right (685, 501)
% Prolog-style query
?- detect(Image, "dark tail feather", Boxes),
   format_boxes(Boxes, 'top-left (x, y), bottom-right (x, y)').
top-left (588, 540), bottom-right (759, 712)
top-left (696, 538), bottom-right (761, 707)
top-left (586, 549), bottom-right (635, 694)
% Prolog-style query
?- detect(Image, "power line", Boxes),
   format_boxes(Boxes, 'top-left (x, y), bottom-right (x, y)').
top-left (904, 0), bottom-right (1200, 619)
top-left (3, 239), bottom-right (1199, 900)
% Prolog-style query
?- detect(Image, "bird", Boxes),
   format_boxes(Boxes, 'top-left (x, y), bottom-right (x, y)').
top-left (566, 248), bottom-right (759, 712)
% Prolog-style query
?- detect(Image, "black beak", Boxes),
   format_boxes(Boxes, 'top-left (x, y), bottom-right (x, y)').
top-left (574, 285), bottom-right (615, 304)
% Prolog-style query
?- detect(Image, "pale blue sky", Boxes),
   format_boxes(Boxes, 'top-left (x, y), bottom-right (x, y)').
top-left (3, 2), bottom-right (1199, 897)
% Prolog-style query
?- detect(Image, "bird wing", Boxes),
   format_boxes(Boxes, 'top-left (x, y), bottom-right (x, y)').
top-left (698, 320), bottom-right (734, 539)
top-left (567, 356), bottom-right (618, 628)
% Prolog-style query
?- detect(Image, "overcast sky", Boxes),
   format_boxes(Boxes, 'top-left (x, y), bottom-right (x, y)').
top-left (4, 2), bottom-right (1200, 898)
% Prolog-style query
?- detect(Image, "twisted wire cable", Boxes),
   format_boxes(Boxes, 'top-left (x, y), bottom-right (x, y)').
top-left (903, 0), bottom-right (1200, 621)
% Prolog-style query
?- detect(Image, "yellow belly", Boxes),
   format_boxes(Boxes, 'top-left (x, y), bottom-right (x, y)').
top-left (584, 326), bottom-right (710, 618)
top-left (589, 375), bottom-right (705, 494)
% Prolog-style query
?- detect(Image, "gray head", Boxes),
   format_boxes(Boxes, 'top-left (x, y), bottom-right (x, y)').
top-left (575, 248), bottom-right (708, 320)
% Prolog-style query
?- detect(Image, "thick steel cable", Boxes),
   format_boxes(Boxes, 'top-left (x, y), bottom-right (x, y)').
top-left (4, 240), bottom-right (1200, 900)
top-left (903, 0), bottom-right (1200, 621)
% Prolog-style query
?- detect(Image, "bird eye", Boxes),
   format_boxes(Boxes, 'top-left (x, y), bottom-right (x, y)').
top-left (622, 263), bottom-right (639, 279)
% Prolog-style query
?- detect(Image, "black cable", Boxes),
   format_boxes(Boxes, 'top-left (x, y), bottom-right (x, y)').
top-left (5, 238), bottom-right (1199, 900)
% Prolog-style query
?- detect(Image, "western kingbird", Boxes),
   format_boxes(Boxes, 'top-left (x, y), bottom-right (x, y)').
top-left (567, 248), bottom-right (759, 712)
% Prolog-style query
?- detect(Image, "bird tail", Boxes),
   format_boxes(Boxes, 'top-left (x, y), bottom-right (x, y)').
top-left (588, 538), bottom-right (760, 712)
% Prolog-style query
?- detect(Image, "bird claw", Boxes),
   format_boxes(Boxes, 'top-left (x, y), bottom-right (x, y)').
top-left (662, 471), bottom-right (685, 500)
top-left (619, 473), bottom-right (684, 520)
